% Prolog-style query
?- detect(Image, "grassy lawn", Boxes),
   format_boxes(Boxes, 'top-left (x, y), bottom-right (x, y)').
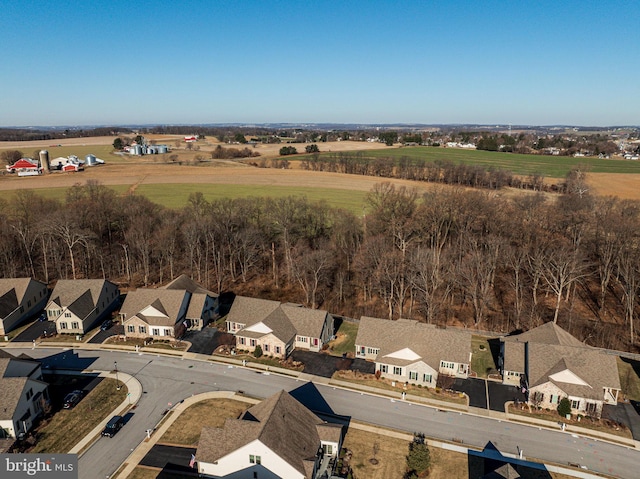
top-left (507, 405), bottom-right (632, 440)
top-left (470, 336), bottom-right (497, 378)
top-left (299, 146), bottom-right (640, 177)
top-left (160, 398), bottom-right (248, 446)
top-left (618, 356), bottom-right (640, 402)
top-left (104, 337), bottom-right (189, 351)
top-left (326, 320), bottom-right (359, 357)
top-left (31, 378), bottom-right (127, 453)
top-left (333, 370), bottom-right (467, 405)
top-left (343, 427), bottom-right (408, 479)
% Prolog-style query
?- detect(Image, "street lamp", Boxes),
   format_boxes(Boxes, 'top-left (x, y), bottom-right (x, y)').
top-left (114, 361), bottom-right (121, 391)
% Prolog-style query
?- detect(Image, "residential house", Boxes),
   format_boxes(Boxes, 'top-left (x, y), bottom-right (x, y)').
top-left (162, 274), bottom-right (219, 331)
top-left (499, 322), bottom-right (620, 418)
top-left (46, 279), bottom-right (119, 335)
top-left (0, 350), bottom-right (49, 439)
top-left (119, 288), bottom-right (190, 340)
top-left (0, 278), bottom-right (48, 336)
top-left (354, 316), bottom-right (472, 388)
top-left (196, 390), bottom-right (343, 479)
top-left (226, 296), bottom-right (334, 359)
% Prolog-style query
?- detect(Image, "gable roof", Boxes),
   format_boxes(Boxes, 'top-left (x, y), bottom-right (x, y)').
top-left (120, 289), bottom-right (188, 327)
top-left (0, 353), bottom-right (43, 421)
top-left (48, 279), bottom-right (115, 319)
top-left (0, 278), bottom-right (39, 318)
top-left (356, 316), bottom-right (471, 369)
top-left (163, 274), bottom-right (218, 297)
top-left (196, 390), bottom-right (339, 479)
top-left (228, 296), bottom-right (328, 344)
top-left (503, 323), bottom-right (621, 398)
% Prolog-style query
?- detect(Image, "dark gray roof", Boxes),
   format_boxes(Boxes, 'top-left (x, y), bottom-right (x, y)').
top-left (196, 390), bottom-right (331, 478)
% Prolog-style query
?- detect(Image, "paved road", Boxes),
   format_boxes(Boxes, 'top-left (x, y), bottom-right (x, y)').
top-left (15, 348), bottom-right (640, 479)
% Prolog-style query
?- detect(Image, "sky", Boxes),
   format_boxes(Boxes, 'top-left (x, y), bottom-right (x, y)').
top-left (1, 0), bottom-right (638, 127)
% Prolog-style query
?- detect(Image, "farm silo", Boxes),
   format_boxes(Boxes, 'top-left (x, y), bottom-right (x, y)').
top-left (85, 154), bottom-right (97, 166)
top-left (157, 145), bottom-right (168, 154)
top-left (39, 150), bottom-right (50, 173)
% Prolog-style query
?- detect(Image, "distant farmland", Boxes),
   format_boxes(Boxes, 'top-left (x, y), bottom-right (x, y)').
top-left (295, 146), bottom-right (640, 177)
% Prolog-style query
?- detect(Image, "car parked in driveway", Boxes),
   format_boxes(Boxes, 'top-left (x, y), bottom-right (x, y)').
top-left (100, 319), bottom-right (113, 331)
top-left (62, 390), bottom-right (84, 409)
top-left (101, 415), bottom-right (124, 437)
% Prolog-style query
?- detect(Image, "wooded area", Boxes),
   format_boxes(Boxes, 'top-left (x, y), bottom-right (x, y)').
top-left (1, 179), bottom-right (639, 353)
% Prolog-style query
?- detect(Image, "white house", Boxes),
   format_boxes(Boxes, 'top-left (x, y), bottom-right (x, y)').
top-left (162, 274), bottom-right (219, 331)
top-left (46, 279), bottom-right (119, 335)
top-left (355, 317), bottom-right (472, 388)
top-left (119, 288), bottom-right (190, 340)
top-left (0, 278), bottom-right (48, 336)
top-left (0, 350), bottom-right (49, 439)
top-left (196, 390), bottom-right (343, 479)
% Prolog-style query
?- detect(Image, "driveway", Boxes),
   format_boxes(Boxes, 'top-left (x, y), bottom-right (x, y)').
top-left (88, 324), bottom-right (124, 344)
top-left (290, 350), bottom-right (375, 378)
top-left (602, 402), bottom-right (640, 440)
top-left (140, 444), bottom-right (196, 471)
top-left (487, 381), bottom-right (526, 412)
top-left (182, 327), bottom-right (232, 355)
top-left (452, 377), bottom-right (487, 409)
top-left (13, 320), bottom-right (57, 342)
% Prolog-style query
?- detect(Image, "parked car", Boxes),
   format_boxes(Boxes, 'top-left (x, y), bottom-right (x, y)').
top-left (38, 312), bottom-right (47, 322)
top-left (100, 319), bottom-right (113, 331)
top-left (101, 416), bottom-right (124, 437)
top-left (62, 390), bottom-right (84, 409)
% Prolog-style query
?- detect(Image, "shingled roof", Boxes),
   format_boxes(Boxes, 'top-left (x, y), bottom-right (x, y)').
top-left (228, 296), bottom-right (328, 344)
top-left (356, 316), bottom-right (471, 369)
top-left (502, 323), bottom-right (620, 398)
top-left (0, 278), bottom-right (36, 318)
top-left (0, 352), bottom-right (43, 422)
top-left (163, 274), bottom-right (218, 297)
top-left (196, 390), bottom-right (340, 479)
top-left (120, 289), bottom-right (188, 327)
top-left (48, 279), bottom-right (113, 319)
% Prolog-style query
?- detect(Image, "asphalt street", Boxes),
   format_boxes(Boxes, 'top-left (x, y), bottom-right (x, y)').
top-left (15, 347), bottom-right (640, 479)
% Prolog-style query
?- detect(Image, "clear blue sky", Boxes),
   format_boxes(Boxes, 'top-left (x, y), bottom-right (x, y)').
top-left (1, 0), bottom-right (638, 127)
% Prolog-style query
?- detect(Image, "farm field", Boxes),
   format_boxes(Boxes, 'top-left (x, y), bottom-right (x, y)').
top-left (2, 138), bottom-right (640, 203)
top-left (298, 146), bottom-right (640, 177)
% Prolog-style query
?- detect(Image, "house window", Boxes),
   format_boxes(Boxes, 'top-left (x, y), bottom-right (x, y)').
top-left (239, 337), bottom-right (246, 345)
top-left (127, 325), bottom-right (135, 333)
top-left (250, 339), bottom-right (256, 347)
top-left (409, 371), bottom-right (418, 381)
top-left (26, 389), bottom-right (33, 400)
top-left (275, 346), bottom-right (281, 354)
top-left (60, 322), bottom-right (68, 330)
top-left (152, 328), bottom-right (160, 336)
top-left (393, 366), bottom-right (402, 375)
top-left (71, 322), bottom-right (79, 329)
top-left (550, 394), bottom-right (558, 404)
top-left (323, 444), bottom-right (333, 455)
top-left (586, 402), bottom-right (598, 416)
top-left (367, 347), bottom-right (379, 355)
top-left (264, 344), bottom-right (269, 352)
top-left (139, 326), bottom-right (146, 334)
top-left (440, 361), bottom-right (454, 370)
top-left (571, 399), bottom-right (580, 409)
top-left (64, 312), bottom-right (72, 318)
top-left (28, 300), bottom-right (31, 307)
top-left (249, 455), bottom-right (261, 464)
top-left (532, 392), bottom-right (545, 404)
top-left (423, 374), bottom-right (432, 383)
top-left (297, 336), bottom-right (307, 343)
top-left (379, 364), bottom-right (388, 374)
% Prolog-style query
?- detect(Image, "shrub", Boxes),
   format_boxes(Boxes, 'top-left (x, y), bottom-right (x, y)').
top-left (557, 397), bottom-right (571, 418)
top-left (279, 146), bottom-right (298, 156)
top-left (253, 345), bottom-right (263, 358)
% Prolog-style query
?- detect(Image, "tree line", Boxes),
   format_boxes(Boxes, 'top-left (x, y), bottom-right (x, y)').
top-left (1, 179), bottom-right (639, 352)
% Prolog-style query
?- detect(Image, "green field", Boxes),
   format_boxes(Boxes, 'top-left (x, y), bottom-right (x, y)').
top-left (1, 183), bottom-right (368, 214)
top-left (299, 146), bottom-right (640, 177)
